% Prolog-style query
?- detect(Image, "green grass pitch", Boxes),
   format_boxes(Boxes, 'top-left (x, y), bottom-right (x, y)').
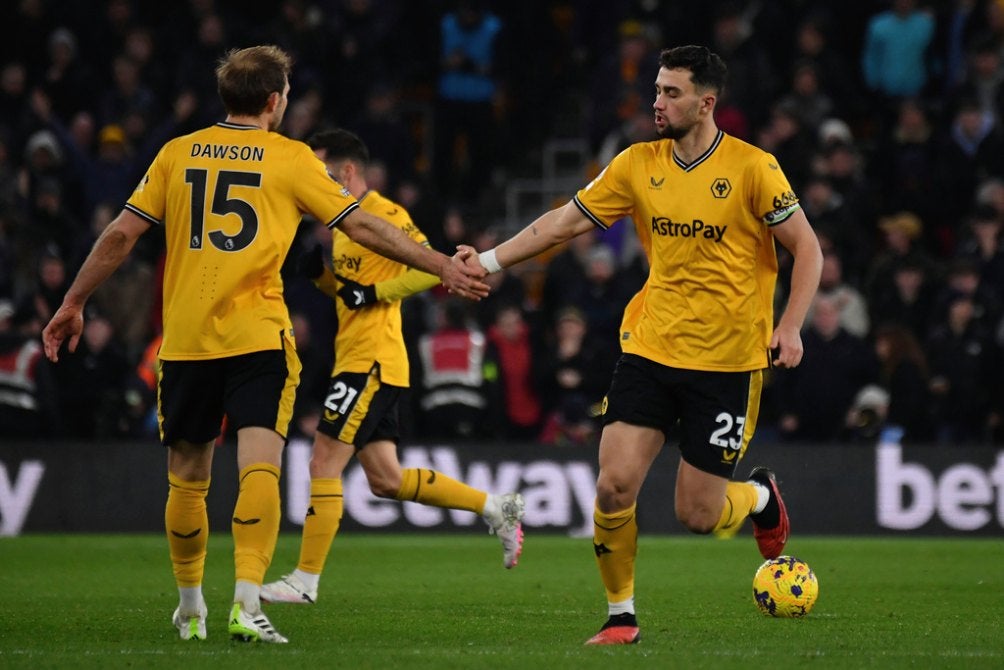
top-left (1, 533), bottom-right (1001, 669)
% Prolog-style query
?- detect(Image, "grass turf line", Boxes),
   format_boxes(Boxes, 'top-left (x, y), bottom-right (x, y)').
top-left (1, 534), bottom-right (1001, 669)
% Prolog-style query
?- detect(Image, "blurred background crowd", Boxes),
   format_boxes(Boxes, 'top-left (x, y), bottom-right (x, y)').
top-left (2, 0), bottom-right (1004, 447)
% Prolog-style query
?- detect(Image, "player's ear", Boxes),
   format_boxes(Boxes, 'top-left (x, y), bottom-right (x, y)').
top-left (265, 90), bottom-right (281, 114)
top-left (701, 92), bottom-right (716, 114)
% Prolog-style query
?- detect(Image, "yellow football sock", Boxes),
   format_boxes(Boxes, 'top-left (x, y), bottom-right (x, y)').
top-left (165, 472), bottom-right (210, 588)
top-left (396, 468), bottom-right (487, 513)
top-left (232, 463), bottom-right (281, 585)
top-left (593, 503), bottom-right (638, 603)
top-left (297, 478), bottom-right (343, 574)
top-left (714, 481), bottom-right (759, 534)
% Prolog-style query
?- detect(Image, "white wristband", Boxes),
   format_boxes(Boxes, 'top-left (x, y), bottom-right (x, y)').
top-left (478, 248), bottom-right (503, 274)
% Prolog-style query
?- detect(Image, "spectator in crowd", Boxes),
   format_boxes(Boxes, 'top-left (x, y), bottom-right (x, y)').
top-left (865, 211), bottom-right (941, 312)
top-left (799, 174), bottom-right (871, 285)
top-left (0, 62), bottom-right (34, 154)
top-left (872, 98), bottom-right (939, 222)
top-left (955, 204), bottom-right (1004, 293)
top-left (50, 305), bottom-right (131, 438)
top-left (588, 19), bottom-right (660, 152)
top-left (710, 1), bottom-right (778, 129)
top-left (0, 129), bottom-right (20, 213)
top-left (20, 129), bottom-right (71, 212)
top-left (814, 139), bottom-right (873, 227)
top-left (172, 12), bottom-right (228, 125)
top-left (537, 306), bottom-right (615, 447)
top-left (22, 247), bottom-right (69, 329)
top-left (540, 229), bottom-right (597, 320)
top-left (98, 54), bottom-right (158, 128)
top-left (976, 176), bottom-right (1004, 219)
top-left (776, 295), bottom-right (876, 442)
top-left (932, 0), bottom-right (981, 97)
top-left (279, 87), bottom-right (322, 141)
top-left (42, 27), bottom-right (95, 121)
top-left (872, 323), bottom-right (933, 442)
top-left (755, 100), bottom-right (814, 192)
top-left (869, 257), bottom-right (937, 344)
top-left (562, 243), bottom-right (636, 345)
top-left (0, 299), bottom-right (59, 438)
top-left (930, 257), bottom-right (1001, 333)
top-left (123, 331), bottom-right (162, 438)
top-left (326, 0), bottom-right (399, 123)
top-left (352, 83), bottom-right (417, 193)
top-left (486, 303), bottom-right (542, 440)
top-left (27, 177), bottom-right (81, 264)
top-left (938, 96), bottom-right (1004, 242)
top-left (791, 13), bottom-right (865, 124)
top-left (955, 35), bottom-right (1004, 122)
top-left (861, 0), bottom-right (935, 103)
top-left (927, 292), bottom-right (1000, 443)
top-left (0, 210), bottom-right (18, 298)
top-left (808, 252), bottom-right (870, 338)
top-left (122, 25), bottom-right (170, 99)
top-left (776, 60), bottom-right (833, 134)
top-left (434, 0), bottom-right (503, 205)
top-left (416, 298), bottom-right (495, 439)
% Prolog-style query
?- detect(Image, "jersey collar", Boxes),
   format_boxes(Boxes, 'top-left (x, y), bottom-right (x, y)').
top-left (216, 121), bottom-right (262, 131)
top-left (672, 129), bottom-right (724, 172)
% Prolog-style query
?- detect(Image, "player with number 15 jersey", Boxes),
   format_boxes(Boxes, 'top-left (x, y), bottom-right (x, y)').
top-left (125, 121), bottom-right (361, 360)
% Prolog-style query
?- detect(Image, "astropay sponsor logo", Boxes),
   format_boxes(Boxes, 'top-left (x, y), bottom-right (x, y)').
top-left (0, 460), bottom-right (44, 536)
top-left (876, 439), bottom-right (1004, 531)
top-left (284, 441), bottom-right (597, 536)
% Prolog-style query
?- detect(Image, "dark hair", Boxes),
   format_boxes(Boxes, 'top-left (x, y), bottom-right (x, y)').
top-left (874, 323), bottom-right (928, 380)
top-left (215, 45), bottom-right (292, 116)
top-left (306, 128), bottom-right (370, 165)
top-left (658, 45), bottom-right (728, 94)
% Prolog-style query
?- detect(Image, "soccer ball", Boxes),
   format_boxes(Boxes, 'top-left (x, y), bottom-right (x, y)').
top-left (752, 556), bottom-right (818, 618)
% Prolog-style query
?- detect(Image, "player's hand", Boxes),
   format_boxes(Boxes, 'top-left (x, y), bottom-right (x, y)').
top-left (442, 249), bottom-right (489, 300)
top-left (42, 303), bottom-right (84, 362)
top-left (334, 273), bottom-right (378, 309)
top-left (769, 323), bottom-right (804, 369)
top-left (454, 244), bottom-right (487, 274)
top-left (296, 243), bottom-right (325, 280)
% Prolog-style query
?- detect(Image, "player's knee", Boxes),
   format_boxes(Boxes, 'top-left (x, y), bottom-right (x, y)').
top-left (308, 451), bottom-right (336, 479)
top-left (675, 504), bottom-right (717, 535)
top-left (595, 477), bottom-right (634, 512)
top-left (368, 475), bottom-right (401, 499)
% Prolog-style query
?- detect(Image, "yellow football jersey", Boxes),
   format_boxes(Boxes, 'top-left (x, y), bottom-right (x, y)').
top-left (329, 190), bottom-right (426, 386)
top-left (126, 122), bottom-right (359, 360)
top-left (574, 130), bottom-right (801, 372)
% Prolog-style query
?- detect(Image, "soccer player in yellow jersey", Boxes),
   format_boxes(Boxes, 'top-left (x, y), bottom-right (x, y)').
top-left (40, 46), bottom-right (488, 645)
top-left (260, 129), bottom-right (524, 606)
top-left (457, 45), bottom-right (823, 644)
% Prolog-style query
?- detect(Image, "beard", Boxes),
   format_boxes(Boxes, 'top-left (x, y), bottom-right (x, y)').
top-left (658, 120), bottom-right (691, 140)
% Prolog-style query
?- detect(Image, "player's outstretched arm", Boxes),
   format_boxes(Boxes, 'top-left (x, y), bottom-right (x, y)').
top-left (339, 209), bottom-right (489, 299)
top-left (456, 200), bottom-right (596, 276)
top-left (42, 209), bottom-right (149, 361)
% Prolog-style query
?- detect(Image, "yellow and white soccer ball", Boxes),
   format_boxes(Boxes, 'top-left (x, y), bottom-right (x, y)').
top-left (752, 556), bottom-right (818, 617)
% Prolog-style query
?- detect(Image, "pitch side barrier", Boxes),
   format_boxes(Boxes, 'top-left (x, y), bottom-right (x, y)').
top-left (1, 437), bottom-right (1002, 536)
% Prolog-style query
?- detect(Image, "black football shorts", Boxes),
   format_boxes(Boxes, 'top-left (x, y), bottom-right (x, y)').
top-left (600, 353), bottom-right (763, 477)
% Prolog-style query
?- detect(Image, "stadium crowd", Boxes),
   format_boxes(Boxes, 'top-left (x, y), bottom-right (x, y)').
top-left (2, 0), bottom-right (1004, 445)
